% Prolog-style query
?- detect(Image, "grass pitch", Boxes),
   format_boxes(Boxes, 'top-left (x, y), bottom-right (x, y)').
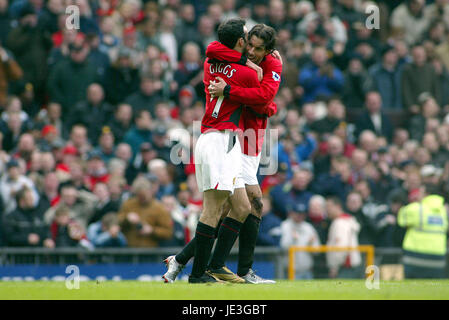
top-left (1, 280), bottom-right (449, 300)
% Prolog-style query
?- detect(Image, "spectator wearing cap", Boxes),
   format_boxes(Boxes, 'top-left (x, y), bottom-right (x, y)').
top-left (151, 125), bottom-right (172, 163)
top-left (342, 53), bottom-right (373, 109)
top-left (369, 45), bottom-right (404, 109)
top-left (2, 187), bottom-right (54, 248)
top-left (171, 85), bottom-right (197, 119)
top-left (280, 200), bottom-right (321, 280)
top-left (401, 45), bottom-right (441, 114)
top-left (354, 91), bottom-right (394, 143)
top-left (256, 197), bottom-right (282, 247)
top-left (107, 103), bottom-right (133, 143)
top-left (124, 74), bottom-right (164, 117)
top-left (118, 177), bottom-right (173, 247)
top-left (123, 109), bottom-right (153, 157)
top-left (103, 46), bottom-right (140, 106)
top-left (6, 2), bottom-right (53, 104)
top-left (68, 83), bottom-right (114, 144)
top-left (0, 158), bottom-right (39, 214)
top-left (47, 38), bottom-right (100, 122)
top-left (93, 126), bottom-right (116, 164)
top-left (37, 124), bottom-right (61, 152)
top-left (326, 196), bottom-right (362, 279)
top-left (85, 149), bottom-right (110, 190)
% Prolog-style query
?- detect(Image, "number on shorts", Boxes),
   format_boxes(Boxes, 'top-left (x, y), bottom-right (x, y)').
top-left (211, 96), bottom-right (224, 119)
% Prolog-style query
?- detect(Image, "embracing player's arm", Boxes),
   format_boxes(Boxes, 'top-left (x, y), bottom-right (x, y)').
top-left (206, 41), bottom-right (282, 106)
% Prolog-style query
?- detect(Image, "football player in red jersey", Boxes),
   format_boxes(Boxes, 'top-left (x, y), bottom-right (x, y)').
top-left (164, 19), bottom-right (274, 284)
top-left (163, 23), bottom-right (282, 284)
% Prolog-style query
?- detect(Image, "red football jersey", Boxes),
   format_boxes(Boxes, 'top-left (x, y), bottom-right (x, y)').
top-left (201, 55), bottom-right (261, 133)
top-left (206, 41), bottom-right (282, 156)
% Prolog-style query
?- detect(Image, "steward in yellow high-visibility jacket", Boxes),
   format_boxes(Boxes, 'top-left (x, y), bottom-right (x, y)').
top-left (398, 190), bottom-right (448, 279)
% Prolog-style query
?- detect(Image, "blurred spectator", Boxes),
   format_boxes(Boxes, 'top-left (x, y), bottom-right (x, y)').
top-left (326, 196), bottom-right (362, 278)
top-left (50, 205), bottom-right (91, 248)
top-left (0, 158), bottom-right (38, 214)
top-left (118, 177), bottom-right (173, 247)
top-left (44, 182), bottom-right (98, 230)
top-left (68, 83), bottom-right (114, 144)
top-left (87, 212), bottom-right (127, 247)
top-left (342, 54), bottom-right (372, 109)
top-left (124, 75), bottom-right (163, 116)
top-left (47, 38), bottom-right (99, 122)
top-left (88, 181), bottom-right (121, 225)
top-left (390, 0), bottom-right (429, 45)
top-left (107, 103), bottom-right (133, 143)
top-left (401, 45), bottom-right (441, 114)
top-left (257, 197), bottom-right (282, 247)
top-left (310, 97), bottom-right (346, 141)
top-left (354, 91), bottom-right (394, 142)
top-left (174, 42), bottom-right (204, 98)
top-left (270, 168), bottom-right (314, 220)
top-left (280, 200), bottom-right (320, 279)
top-left (298, 45), bottom-right (345, 103)
top-left (103, 47), bottom-right (140, 106)
top-left (0, 45), bottom-right (23, 109)
top-left (6, 2), bottom-right (52, 104)
top-left (123, 109), bottom-right (153, 157)
top-left (369, 44), bottom-right (403, 109)
top-left (2, 187), bottom-right (54, 248)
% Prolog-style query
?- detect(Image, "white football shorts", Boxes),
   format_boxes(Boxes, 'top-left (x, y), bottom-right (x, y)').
top-left (235, 152), bottom-right (262, 189)
top-left (194, 130), bottom-right (241, 193)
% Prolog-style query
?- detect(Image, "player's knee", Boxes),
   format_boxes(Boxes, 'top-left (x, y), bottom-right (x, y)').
top-left (251, 197), bottom-right (263, 218)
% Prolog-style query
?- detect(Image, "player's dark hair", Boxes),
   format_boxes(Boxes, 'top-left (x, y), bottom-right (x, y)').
top-left (217, 18), bottom-right (246, 49)
top-left (248, 24), bottom-right (276, 53)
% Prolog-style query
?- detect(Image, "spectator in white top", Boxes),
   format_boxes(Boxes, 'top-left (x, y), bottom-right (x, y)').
top-left (0, 158), bottom-right (39, 214)
top-left (280, 201), bottom-right (321, 280)
top-left (325, 196), bottom-right (362, 279)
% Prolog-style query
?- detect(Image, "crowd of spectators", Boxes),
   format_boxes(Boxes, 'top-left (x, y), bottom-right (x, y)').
top-left (0, 0), bottom-right (449, 277)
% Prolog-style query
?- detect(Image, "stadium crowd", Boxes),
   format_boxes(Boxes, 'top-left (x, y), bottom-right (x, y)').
top-left (1, 0), bottom-right (449, 277)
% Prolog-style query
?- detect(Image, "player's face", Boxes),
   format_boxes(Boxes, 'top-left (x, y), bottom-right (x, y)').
top-left (246, 35), bottom-right (269, 65)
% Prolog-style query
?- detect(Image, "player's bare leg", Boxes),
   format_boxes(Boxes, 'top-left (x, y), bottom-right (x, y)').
top-left (238, 184), bottom-right (276, 284)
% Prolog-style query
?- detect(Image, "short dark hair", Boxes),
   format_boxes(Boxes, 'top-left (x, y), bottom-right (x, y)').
top-left (327, 196), bottom-right (343, 208)
top-left (248, 24), bottom-right (276, 53)
top-left (217, 18), bottom-right (246, 49)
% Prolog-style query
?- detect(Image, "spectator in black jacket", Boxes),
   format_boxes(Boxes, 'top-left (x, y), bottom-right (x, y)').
top-left (2, 187), bottom-right (55, 248)
top-left (68, 83), bottom-right (114, 144)
top-left (107, 103), bottom-right (133, 143)
top-left (257, 197), bottom-right (282, 247)
top-left (354, 91), bottom-right (394, 142)
top-left (103, 47), bottom-right (140, 106)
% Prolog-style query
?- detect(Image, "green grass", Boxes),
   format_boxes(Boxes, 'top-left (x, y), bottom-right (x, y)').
top-left (1, 280), bottom-right (449, 300)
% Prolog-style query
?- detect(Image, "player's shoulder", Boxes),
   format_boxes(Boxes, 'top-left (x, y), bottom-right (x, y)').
top-left (263, 54), bottom-right (282, 70)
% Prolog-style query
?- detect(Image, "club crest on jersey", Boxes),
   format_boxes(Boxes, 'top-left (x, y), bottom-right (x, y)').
top-left (272, 71), bottom-right (280, 81)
